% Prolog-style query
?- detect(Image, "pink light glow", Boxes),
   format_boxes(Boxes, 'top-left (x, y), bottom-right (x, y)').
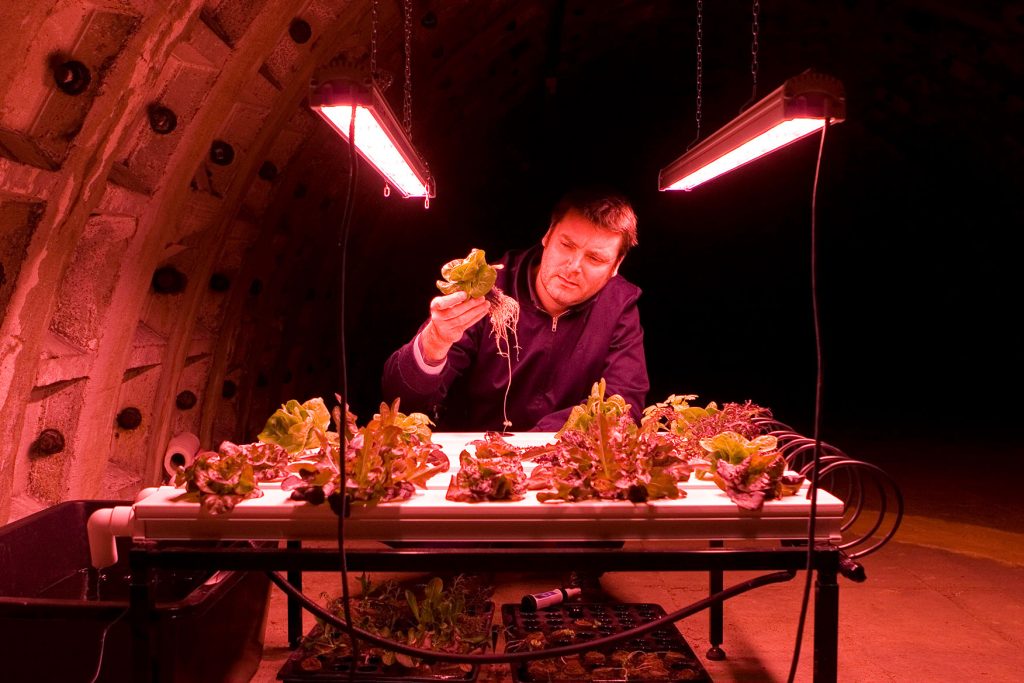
top-left (318, 105), bottom-right (429, 197)
top-left (666, 118), bottom-right (825, 191)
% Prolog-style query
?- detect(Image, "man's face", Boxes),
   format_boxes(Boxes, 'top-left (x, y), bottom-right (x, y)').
top-left (536, 209), bottom-right (624, 316)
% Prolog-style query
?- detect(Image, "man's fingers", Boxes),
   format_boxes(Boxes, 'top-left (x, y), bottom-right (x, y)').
top-left (430, 291), bottom-right (469, 311)
top-left (431, 293), bottom-right (488, 320)
top-left (440, 298), bottom-right (489, 327)
top-left (459, 300), bottom-right (491, 326)
top-left (429, 294), bottom-right (489, 343)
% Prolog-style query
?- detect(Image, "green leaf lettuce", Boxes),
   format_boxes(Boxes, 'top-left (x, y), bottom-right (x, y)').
top-left (436, 248), bottom-right (497, 298)
top-left (258, 398), bottom-right (332, 454)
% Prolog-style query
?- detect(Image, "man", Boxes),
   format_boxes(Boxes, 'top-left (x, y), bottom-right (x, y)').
top-left (382, 187), bottom-right (649, 432)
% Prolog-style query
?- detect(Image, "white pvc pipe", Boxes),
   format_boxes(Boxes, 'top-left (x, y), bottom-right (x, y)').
top-left (86, 505), bottom-right (136, 568)
top-left (163, 432), bottom-right (200, 480)
top-left (135, 487), bottom-right (160, 502)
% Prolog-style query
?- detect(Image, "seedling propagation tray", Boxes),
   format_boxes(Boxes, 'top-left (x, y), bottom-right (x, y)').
top-left (277, 656), bottom-right (484, 683)
top-left (277, 602), bottom-right (494, 683)
top-left (502, 602), bottom-right (712, 682)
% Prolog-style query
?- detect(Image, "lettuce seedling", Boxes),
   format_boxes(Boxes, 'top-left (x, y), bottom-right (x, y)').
top-left (296, 574), bottom-right (493, 675)
top-left (446, 448), bottom-right (528, 502)
top-left (436, 248), bottom-right (520, 431)
top-left (536, 380), bottom-right (692, 503)
top-left (258, 397), bottom-right (332, 454)
top-left (698, 431), bottom-right (789, 510)
top-left (174, 450), bottom-right (263, 514)
top-left (436, 248), bottom-right (498, 299)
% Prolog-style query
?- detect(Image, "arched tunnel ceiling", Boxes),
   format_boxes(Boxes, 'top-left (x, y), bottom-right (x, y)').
top-left (1, 1), bottom-right (1021, 522)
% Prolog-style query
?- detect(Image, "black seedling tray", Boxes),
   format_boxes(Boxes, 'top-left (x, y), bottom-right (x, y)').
top-left (277, 603), bottom-right (494, 683)
top-left (502, 602), bottom-right (712, 682)
top-left (277, 655), bottom-right (481, 683)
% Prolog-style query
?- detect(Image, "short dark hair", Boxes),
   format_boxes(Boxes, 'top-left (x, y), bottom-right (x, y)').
top-left (549, 187), bottom-right (638, 259)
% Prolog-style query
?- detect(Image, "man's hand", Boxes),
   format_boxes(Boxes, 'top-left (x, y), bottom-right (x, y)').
top-left (420, 291), bottom-right (490, 363)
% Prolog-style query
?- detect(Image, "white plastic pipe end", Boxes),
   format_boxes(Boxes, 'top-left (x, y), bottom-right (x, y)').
top-left (86, 505), bottom-right (135, 569)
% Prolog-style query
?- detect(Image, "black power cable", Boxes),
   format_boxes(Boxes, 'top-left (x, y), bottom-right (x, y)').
top-left (333, 103), bottom-right (360, 681)
top-left (785, 116), bottom-right (832, 683)
top-left (268, 568), bottom-right (796, 665)
top-left (87, 608), bottom-right (128, 683)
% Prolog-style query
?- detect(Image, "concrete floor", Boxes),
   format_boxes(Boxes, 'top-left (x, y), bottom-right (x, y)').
top-left (246, 436), bottom-right (1024, 682)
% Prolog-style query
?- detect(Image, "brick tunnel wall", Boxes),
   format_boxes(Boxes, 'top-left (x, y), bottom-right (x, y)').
top-left (0, 0), bottom-right (380, 523)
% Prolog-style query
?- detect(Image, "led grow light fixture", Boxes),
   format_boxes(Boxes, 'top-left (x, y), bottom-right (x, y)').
top-left (310, 78), bottom-right (434, 198)
top-left (659, 71), bottom-right (845, 192)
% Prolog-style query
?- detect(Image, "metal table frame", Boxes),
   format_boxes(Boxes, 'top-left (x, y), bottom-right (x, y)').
top-left (129, 541), bottom-right (841, 682)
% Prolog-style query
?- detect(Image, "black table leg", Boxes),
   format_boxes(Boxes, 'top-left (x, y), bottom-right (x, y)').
top-left (287, 540), bottom-right (303, 648)
top-left (706, 540), bottom-right (726, 660)
top-left (813, 548), bottom-right (839, 683)
top-left (129, 549), bottom-right (155, 683)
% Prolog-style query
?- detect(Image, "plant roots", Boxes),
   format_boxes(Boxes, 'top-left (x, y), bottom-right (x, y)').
top-left (486, 288), bottom-right (520, 432)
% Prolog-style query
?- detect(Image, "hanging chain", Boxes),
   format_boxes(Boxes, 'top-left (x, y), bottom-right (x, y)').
top-left (687, 0), bottom-right (703, 150)
top-left (370, 0), bottom-right (379, 85)
top-left (402, 0), bottom-right (430, 206)
top-left (402, 0), bottom-right (413, 138)
top-left (749, 0), bottom-right (760, 104)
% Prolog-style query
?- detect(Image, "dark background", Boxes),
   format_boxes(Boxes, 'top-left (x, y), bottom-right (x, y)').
top-left (325, 2), bottom-right (1021, 446)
